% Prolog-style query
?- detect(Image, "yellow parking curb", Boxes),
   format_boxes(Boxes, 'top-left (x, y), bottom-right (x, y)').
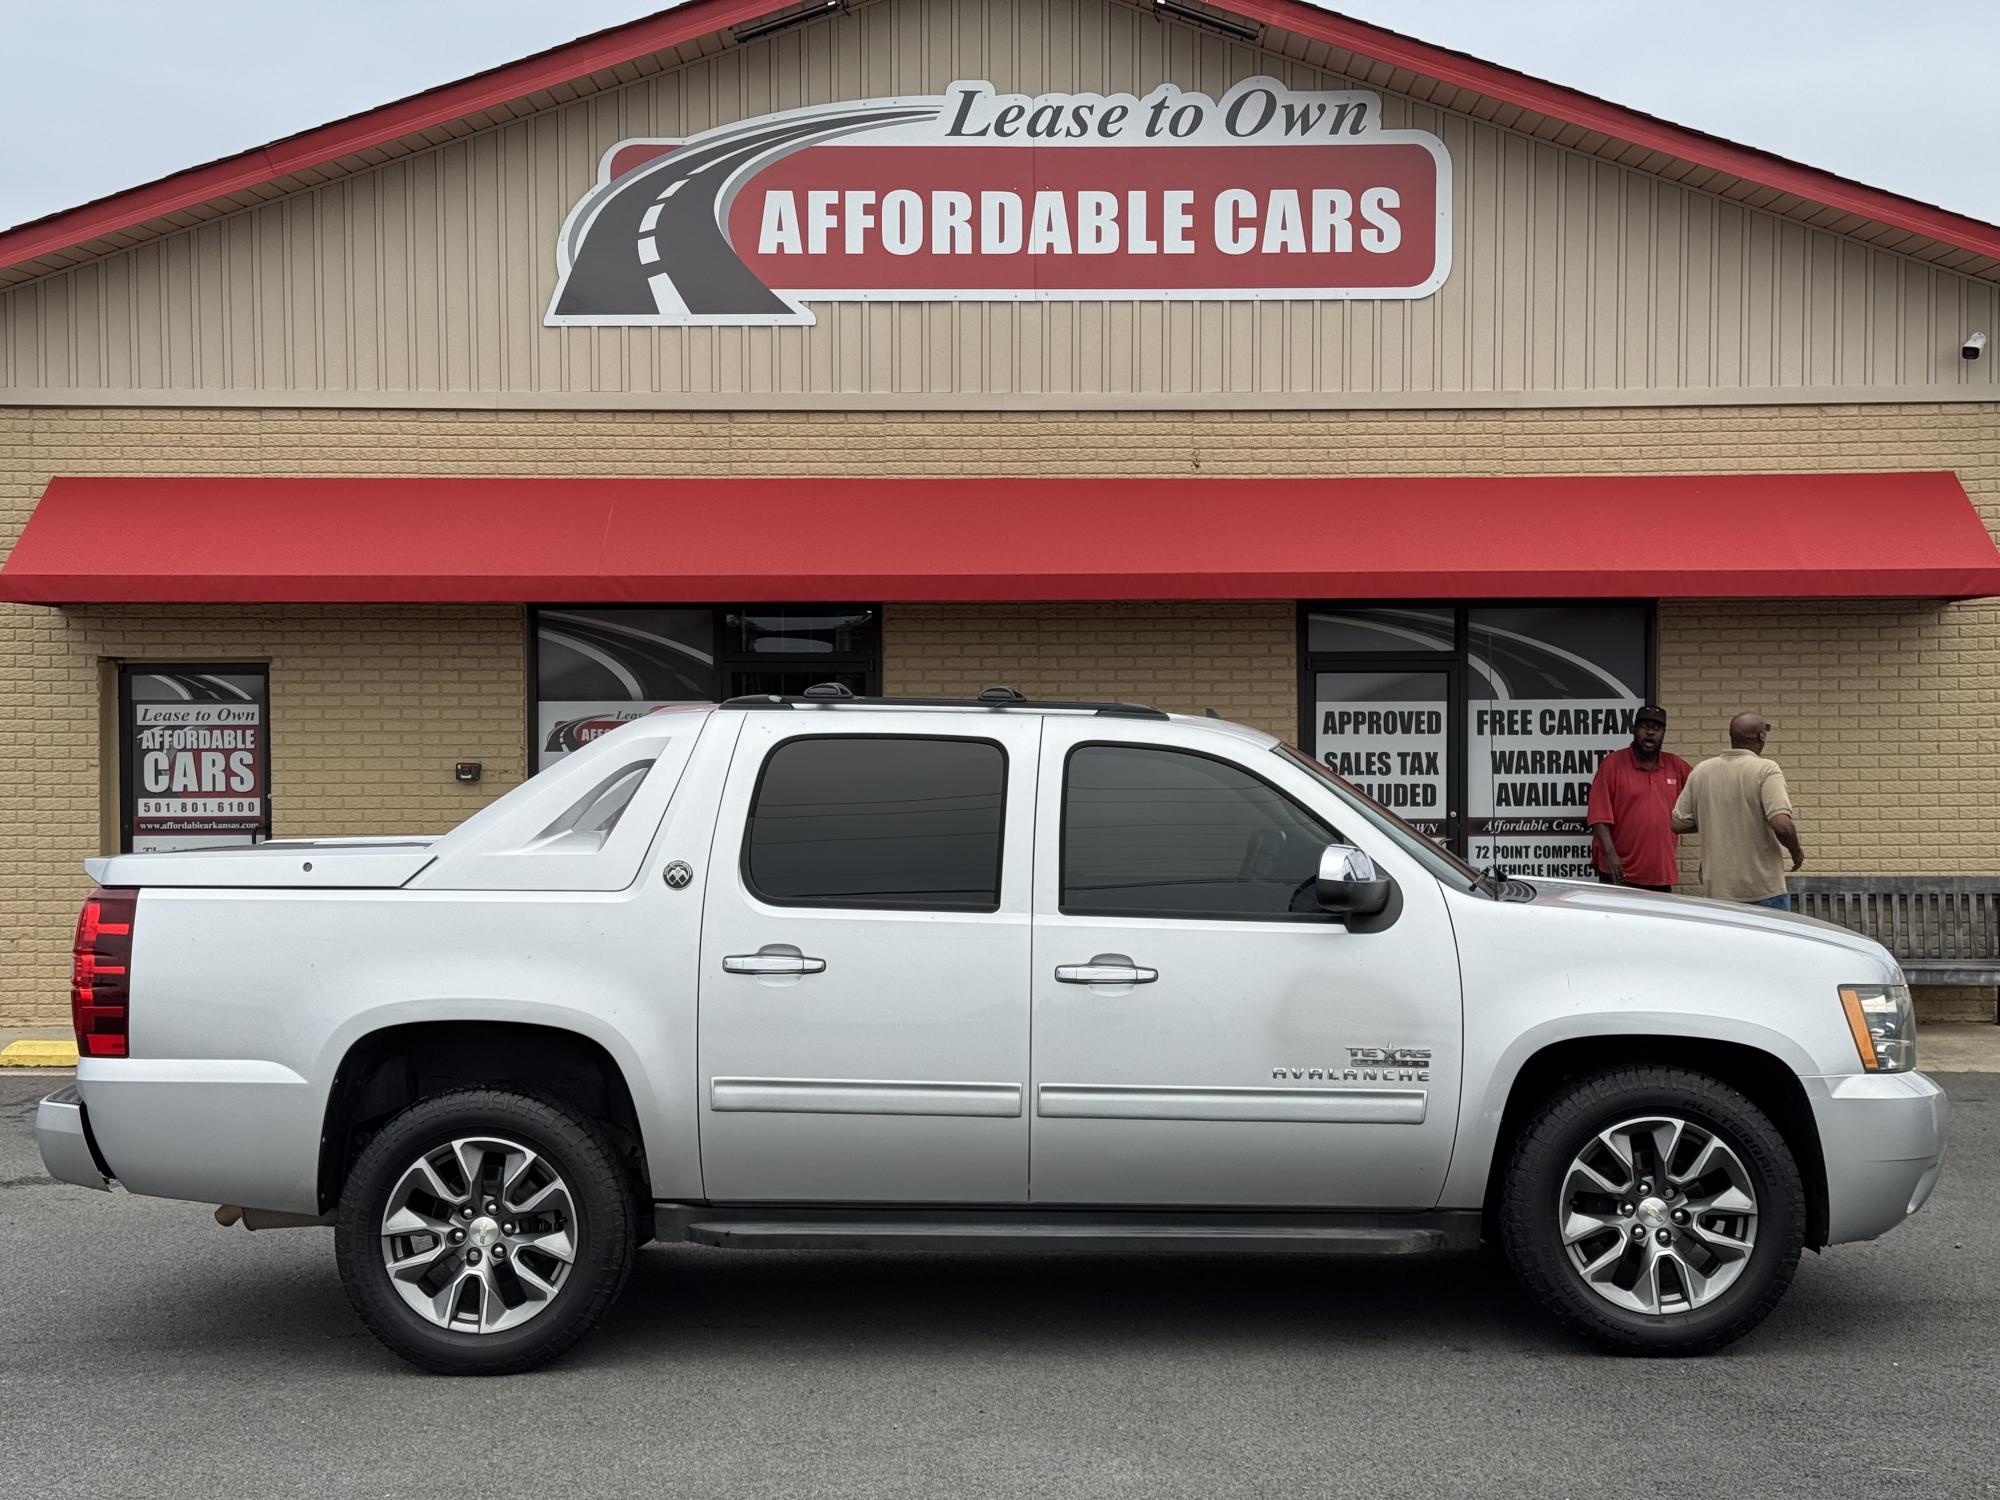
top-left (0, 1039), bottom-right (79, 1068)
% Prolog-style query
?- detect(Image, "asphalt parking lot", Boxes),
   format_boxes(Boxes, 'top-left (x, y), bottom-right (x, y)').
top-left (1, 1072), bottom-right (1993, 1500)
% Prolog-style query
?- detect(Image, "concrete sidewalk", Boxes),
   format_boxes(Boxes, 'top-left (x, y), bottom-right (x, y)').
top-left (1912, 1023), bottom-right (2000, 1072)
top-left (6, 1022), bottom-right (1997, 1071)
top-left (0, 1026), bottom-right (75, 1068)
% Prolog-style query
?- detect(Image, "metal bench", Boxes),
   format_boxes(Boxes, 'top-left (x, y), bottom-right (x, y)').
top-left (1788, 876), bottom-right (2000, 987)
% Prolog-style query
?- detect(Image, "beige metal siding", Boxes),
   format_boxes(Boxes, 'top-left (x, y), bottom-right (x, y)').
top-left (4, 0), bottom-right (1997, 407)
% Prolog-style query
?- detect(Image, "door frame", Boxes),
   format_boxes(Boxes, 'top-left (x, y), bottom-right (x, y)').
top-left (695, 709), bottom-right (1041, 1204)
top-left (1026, 712), bottom-right (1466, 1209)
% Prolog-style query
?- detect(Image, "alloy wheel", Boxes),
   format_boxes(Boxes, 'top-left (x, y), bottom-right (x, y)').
top-left (378, 1134), bottom-right (578, 1334)
top-left (1557, 1114), bottom-right (1759, 1316)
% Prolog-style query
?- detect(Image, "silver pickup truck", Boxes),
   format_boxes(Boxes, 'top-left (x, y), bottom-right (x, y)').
top-left (38, 689), bottom-right (1946, 1374)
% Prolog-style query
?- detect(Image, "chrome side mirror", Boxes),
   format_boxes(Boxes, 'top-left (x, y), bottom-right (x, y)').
top-left (1315, 841), bottom-right (1393, 919)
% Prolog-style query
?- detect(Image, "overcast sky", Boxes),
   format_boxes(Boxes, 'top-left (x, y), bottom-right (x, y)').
top-left (4, 0), bottom-right (1997, 232)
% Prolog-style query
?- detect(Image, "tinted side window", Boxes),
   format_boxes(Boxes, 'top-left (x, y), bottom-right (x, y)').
top-left (1062, 745), bottom-right (1336, 920)
top-left (746, 736), bottom-right (1006, 910)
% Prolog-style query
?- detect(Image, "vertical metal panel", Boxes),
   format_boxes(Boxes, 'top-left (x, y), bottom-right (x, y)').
top-left (4, 0), bottom-right (1998, 405)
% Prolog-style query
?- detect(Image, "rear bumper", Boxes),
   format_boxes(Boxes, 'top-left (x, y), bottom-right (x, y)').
top-left (1806, 1070), bottom-right (1948, 1244)
top-left (74, 1057), bottom-right (322, 1214)
top-left (35, 1086), bottom-right (111, 1191)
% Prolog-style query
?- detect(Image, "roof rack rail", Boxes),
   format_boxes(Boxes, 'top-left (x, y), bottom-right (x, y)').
top-left (719, 686), bottom-right (1169, 720)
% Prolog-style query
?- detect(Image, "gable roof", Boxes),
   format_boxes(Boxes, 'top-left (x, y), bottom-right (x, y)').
top-left (5, 0), bottom-right (1999, 288)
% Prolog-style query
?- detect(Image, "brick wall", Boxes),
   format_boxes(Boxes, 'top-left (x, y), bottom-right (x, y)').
top-left (1911, 986), bottom-right (1997, 1024)
top-left (1658, 599), bottom-right (1996, 878)
top-left (2, 401), bottom-right (1997, 1023)
top-left (0, 606), bottom-right (527, 1026)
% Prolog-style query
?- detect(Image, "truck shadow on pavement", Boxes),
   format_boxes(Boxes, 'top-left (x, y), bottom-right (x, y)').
top-left (555, 1238), bottom-right (1922, 1369)
top-left (39, 1214), bottom-right (1903, 1371)
top-left (585, 1246), bottom-right (1573, 1361)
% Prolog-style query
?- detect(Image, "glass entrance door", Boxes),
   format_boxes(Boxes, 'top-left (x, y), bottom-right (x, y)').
top-left (1302, 604), bottom-right (1654, 874)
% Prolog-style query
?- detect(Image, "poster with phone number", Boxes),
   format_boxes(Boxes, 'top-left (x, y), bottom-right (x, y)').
top-left (124, 669), bottom-right (270, 853)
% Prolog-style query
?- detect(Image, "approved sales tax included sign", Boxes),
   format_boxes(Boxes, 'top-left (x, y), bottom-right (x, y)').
top-left (546, 78), bottom-right (1450, 326)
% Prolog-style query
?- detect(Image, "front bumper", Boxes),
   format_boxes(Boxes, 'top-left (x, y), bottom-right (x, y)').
top-left (1806, 1070), bottom-right (1948, 1244)
top-left (35, 1085), bottom-right (111, 1192)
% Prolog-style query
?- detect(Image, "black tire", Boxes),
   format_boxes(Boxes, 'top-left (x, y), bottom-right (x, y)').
top-left (1500, 1065), bottom-right (1805, 1355)
top-left (335, 1088), bottom-right (636, 1375)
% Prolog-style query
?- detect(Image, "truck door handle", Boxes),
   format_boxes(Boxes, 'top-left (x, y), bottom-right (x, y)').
top-left (722, 953), bottom-right (827, 976)
top-left (1055, 958), bottom-right (1158, 986)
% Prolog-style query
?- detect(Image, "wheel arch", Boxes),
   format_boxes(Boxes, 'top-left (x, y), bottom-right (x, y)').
top-left (317, 1021), bottom-right (653, 1227)
top-left (1479, 1035), bottom-right (1830, 1250)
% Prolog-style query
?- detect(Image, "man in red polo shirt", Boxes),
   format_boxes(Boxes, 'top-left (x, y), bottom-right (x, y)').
top-left (1587, 705), bottom-right (1692, 891)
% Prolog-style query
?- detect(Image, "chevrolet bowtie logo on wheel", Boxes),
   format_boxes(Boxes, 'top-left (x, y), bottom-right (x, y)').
top-left (544, 78), bottom-right (1451, 328)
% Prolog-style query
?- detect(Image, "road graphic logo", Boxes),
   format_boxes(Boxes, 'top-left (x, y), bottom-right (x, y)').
top-left (545, 77), bottom-right (1451, 327)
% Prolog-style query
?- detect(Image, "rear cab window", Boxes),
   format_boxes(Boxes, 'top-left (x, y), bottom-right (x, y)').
top-left (743, 734), bottom-right (1008, 911)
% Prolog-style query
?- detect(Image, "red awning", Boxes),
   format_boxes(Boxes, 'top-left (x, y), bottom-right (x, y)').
top-left (3, 471), bottom-right (1996, 604)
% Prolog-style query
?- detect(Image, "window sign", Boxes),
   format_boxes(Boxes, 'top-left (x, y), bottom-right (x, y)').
top-left (1312, 669), bottom-right (1451, 839)
top-left (120, 665), bottom-right (270, 853)
top-left (534, 608), bottom-right (714, 769)
top-left (1465, 606), bottom-right (1648, 880)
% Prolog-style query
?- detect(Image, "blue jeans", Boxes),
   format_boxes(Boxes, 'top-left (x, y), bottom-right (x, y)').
top-left (1752, 894), bottom-right (1791, 911)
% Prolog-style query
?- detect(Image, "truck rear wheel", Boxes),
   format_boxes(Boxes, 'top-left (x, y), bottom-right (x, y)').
top-left (1500, 1065), bottom-right (1804, 1355)
top-left (334, 1087), bottom-right (635, 1375)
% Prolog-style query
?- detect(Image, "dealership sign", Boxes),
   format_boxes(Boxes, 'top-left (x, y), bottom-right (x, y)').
top-left (546, 78), bottom-right (1451, 326)
top-left (121, 667), bottom-right (271, 854)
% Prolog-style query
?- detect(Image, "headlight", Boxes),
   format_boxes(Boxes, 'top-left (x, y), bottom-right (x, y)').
top-left (1839, 983), bottom-right (1915, 1072)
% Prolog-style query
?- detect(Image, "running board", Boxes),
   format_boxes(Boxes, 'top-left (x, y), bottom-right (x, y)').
top-left (657, 1207), bottom-right (1478, 1256)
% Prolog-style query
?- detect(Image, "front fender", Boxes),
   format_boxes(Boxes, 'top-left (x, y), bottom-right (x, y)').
top-left (1439, 1009), bottom-right (1820, 1209)
top-left (1437, 887), bottom-right (1880, 1211)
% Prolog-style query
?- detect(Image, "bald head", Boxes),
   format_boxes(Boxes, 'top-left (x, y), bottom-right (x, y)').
top-left (1728, 712), bottom-right (1770, 750)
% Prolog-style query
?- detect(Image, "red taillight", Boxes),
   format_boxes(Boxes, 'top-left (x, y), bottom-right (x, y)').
top-left (72, 887), bottom-right (137, 1059)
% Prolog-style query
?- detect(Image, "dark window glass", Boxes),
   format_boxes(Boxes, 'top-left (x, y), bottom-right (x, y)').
top-left (745, 736), bottom-right (1006, 910)
top-left (535, 609), bottom-right (716, 702)
top-left (1062, 746), bottom-right (1337, 920)
top-left (1466, 606), bottom-right (1646, 700)
top-left (726, 669), bottom-right (869, 699)
top-left (531, 604), bottom-right (880, 770)
top-left (1306, 607), bottom-right (1454, 654)
top-left (724, 606), bottom-right (877, 656)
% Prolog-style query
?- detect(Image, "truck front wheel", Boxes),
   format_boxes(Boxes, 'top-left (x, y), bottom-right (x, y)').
top-left (1500, 1065), bottom-right (1805, 1355)
top-left (334, 1087), bottom-right (636, 1374)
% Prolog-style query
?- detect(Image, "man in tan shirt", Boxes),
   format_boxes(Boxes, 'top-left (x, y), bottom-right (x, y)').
top-left (1670, 712), bottom-right (1805, 908)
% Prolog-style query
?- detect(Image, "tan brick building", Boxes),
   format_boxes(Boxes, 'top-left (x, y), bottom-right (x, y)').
top-left (4, 0), bottom-right (2000, 1025)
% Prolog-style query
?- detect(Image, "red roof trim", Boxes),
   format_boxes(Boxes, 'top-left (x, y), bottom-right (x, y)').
top-left (4, 473), bottom-right (1996, 604)
top-left (1228, 0), bottom-right (2000, 263)
top-left (0, 0), bottom-right (785, 273)
top-left (3, 0), bottom-right (1998, 276)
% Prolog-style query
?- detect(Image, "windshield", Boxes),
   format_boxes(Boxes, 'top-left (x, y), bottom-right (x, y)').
top-left (1275, 743), bottom-right (1485, 889)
